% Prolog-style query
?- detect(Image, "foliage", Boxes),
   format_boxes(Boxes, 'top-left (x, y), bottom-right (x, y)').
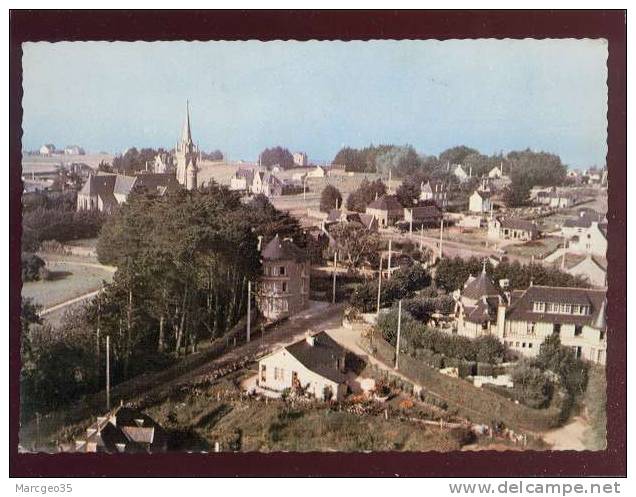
top-left (349, 263), bottom-right (431, 312)
top-left (112, 147), bottom-right (169, 175)
top-left (22, 203), bottom-right (107, 252)
top-left (201, 149), bottom-right (224, 161)
top-left (21, 253), bottom-right (46, 282)
top-left (439, 146), bottom-right (480, 166)
top-left (434, 257), bottom-right (590, 293)
top-left (503, 170), bottom-right (533, 207)
top-left (243, 194), bottom-right (307, 248)
top-left (346, 178), bottom-right (387, 212)
top-left (319, 185), bottom-right (343, 213)
top-left (328, 223), bottom-right (381, 270)
top-left (259, 146), bottom-right (294, 170)
top-left (511, 361), bottom-right (554, 409)
top-left (395, 177), bottom-right (421, 207)
top-left (535, 335), bottom-right (589, 399)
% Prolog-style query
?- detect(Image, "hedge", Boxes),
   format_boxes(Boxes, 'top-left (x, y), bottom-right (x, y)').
top-left (367, 336), bottom-right (563, 432)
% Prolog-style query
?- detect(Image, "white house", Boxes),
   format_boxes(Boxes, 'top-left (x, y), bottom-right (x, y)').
top-left (562, 220), bottom-right (607, 258)
top-left (64, 145), bottom-right (86, 155)
top-left (468, 189), bottom-right (492, 213)
top-left (257, 332), bottom-right (348, 401)
top-left (365, 194), bottom-right (404, 227)
top-left (503, 285), bottom-right (607, 364)
top-left (452, 164), bottom-right (469, 182)
top-left (566, 255), bottom-right (607, 288)
top-left (453, 269), bottom-right (608, 365)
top-left (306, 166), bottom-right (326, 178)
top-left (488, 217), bottom-right (539, 241)
top-left (488, 165), bottom-right (503, 179)
top-left (293, 151), bottom-right (308, 167)
top-left (419, 180), bottom-right (448, 208)
top-left (39, 144), bottom-right (56, 155)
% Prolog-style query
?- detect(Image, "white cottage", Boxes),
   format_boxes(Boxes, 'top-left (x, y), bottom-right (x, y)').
top-left (468, 189), bottom-right (492, 213)
top-left (257, 332), bottom-right (348, 401)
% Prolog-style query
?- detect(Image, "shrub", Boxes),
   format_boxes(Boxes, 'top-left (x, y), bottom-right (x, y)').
top-left (511, 362), bottom-right (554, 409)
top-left (476, 363), bottom-right (494, 377)
top-left (21, 253), bottom-right (46, 282)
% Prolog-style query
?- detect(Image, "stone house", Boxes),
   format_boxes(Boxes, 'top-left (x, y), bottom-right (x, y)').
top-left (256, 234), bottom-right (310, 321)
top-left (257, 331), bottom-right (348, 401)
top-left (365, 194), bottom-right (404, 227)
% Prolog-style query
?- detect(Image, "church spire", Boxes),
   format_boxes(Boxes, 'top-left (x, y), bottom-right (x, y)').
top-left (181, 100), bottom-right (192, 144)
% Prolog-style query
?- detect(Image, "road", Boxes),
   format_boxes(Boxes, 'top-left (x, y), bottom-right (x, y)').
top-left (20, 301), bottom-right (345, 450)
top-left (39, 289), bottom-right (102, 317)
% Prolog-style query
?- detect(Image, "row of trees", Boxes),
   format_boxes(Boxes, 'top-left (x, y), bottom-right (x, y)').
top-left (21, 185), bottom-right (314, 420)
top-left (259, 146), bottom-right (295, 170)
top-left (331, 145), bottom-right (569, 199)
top-left (434, 257), bottom-right (590, 293)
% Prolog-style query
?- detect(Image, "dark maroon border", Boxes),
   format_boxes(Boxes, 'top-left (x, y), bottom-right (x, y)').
top-left (9, 10), bottom-right (626, 477)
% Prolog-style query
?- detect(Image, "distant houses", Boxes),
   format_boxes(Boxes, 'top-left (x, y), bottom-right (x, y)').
top-left (39, 144), bottom-right (57, 156)
top-left (257, 331), bottom-right (348, 401)
top-left (293, 151), bottom-right (308, 167)
top-left (534, 187), bottom-right (578, 209)
top-left (365, 194), bottom-right (404, 227)
top-left (64, 145), bottom-right (86, 155)
top-left (76, 172), bottom-right (180, 213)
top-left (452, 164), bottom-right (470, 182)
top-left (468, 189), bottom-right (492, 213)
top-left (488, 217), bottom-right (539, 241)
top-left (230, 167), bottom-right (302, 197)
top-left (419, 180), bottom-right (448, 208)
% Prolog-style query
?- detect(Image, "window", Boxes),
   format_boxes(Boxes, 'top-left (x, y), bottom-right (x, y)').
top-left (527, 322), bottom-right (536, 335)
top-left (282, 282), bottom-right (288, 293)
top-left (522, 342), bottom-right (526, 348)
top-left (528, 343), bottom-right (533, 348)
top-left (279, 266), bottom-right (286, 276)
top-left (600, 330), bottom-right (606, 341)
top-left (574, 325), bottom-right (583, 336)
top-left (515, 342), bottom-right (520, 348)
top-left (553, 323), bottom-right (561, 335)
top-left (533, 302), bottom-right (545, 312)
top-left (260, 364), bottom-right (266, 382)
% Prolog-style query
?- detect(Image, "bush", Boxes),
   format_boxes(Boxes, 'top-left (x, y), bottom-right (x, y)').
top-left (476, 363), bottom-right (494, 377)
top-left (511, 362), bottom-right (554, 409)
top-left (21, 253), bottom-right (46, 282)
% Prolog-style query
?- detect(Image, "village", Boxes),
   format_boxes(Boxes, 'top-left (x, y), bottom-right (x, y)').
top-left (20, 102), bottom-right (609, 454)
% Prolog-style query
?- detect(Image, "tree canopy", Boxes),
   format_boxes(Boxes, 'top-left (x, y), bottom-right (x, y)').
top-left (259, 146), bottom-right (294, 170)
top-left (320, 185), bottom-right (343, 213)
top-left (346, 178), bottom-right (387, 212)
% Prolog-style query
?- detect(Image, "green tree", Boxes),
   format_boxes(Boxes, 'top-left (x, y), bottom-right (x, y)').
top-left (328, 222), bottom-right (381, 270)
top-left (346, 178), bottom-right (387, 212)
top-left (395, 177), bottom-right (421, 207)
top-left (320, 185), bottom-right (343, 213)
top-left (259, 146), bottom-right (294, 170)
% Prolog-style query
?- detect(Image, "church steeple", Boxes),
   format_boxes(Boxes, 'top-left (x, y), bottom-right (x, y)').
top-left (175, 100), bottom-right (198, 190)
top-left (181, 100), bottom-right (192, 145)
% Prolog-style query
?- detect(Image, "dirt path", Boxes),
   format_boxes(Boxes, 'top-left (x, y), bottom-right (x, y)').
top-left (39, 288), bottom-right (102, 316)
top-left (20, 301), bottom-right (344, 450)
top-left (542, 415), bottom-right (589, 450)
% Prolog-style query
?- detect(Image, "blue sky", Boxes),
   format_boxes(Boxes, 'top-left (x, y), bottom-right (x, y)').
top-left (21, 40), bottom-right (608, 168)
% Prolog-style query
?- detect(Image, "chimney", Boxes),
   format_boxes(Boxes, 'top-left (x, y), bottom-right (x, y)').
top-left (305, 334), bottom-right (316, 346)
top-left (257, 235), bottom-right (263, 251)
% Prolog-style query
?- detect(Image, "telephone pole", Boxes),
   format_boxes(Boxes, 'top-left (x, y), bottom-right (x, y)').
top-left (332, 251), bottom-right (338, 304)
top-left (408, 209), bottom-right (413, 238)
top-left (106, 335), bottom-right (111, 411)
top-left (395, 300), bottom-right (402, 370)
top-left (246, 281), bottom-right (252, 342)
top-left (387, 239), bottom-right (393, 279)
top-left (438, 218), bottom-right (444, 260)
top-left (376, 255), bottom-right (383, 316)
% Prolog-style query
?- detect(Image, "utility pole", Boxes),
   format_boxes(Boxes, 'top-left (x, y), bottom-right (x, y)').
top-left (376, 255), bottom-right (383, 316)
top-left (409, 208), bottom-right (413, 238)
top-left (246, 281), bottom-right (251, 342)
top-left (332, 251), bottom-right (338, 304)
top-left (96, 295), bottom-right (101, 387)
top-left (439, 218), bottom-right (444, 260)
top-left (561, 235), bottom-right (567, 270)
top-left (387, 239), bottom-right (393, 279)
top-left (388, 169), bottom-right (392, 194)
top-left (303, 176), bottom-right (307, 201)
top-left (395, 299), bottom-right (402, 370)
top-left (419, 225), bottom-right (424, 251)
top-left (106, 335), bottom-right (110, 411)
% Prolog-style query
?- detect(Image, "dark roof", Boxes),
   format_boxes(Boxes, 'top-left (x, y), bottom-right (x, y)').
top-left (357, 213), bottom-right (377, 229)
top-left (499, 218), bottom-right (539, 234)
top-left (326, 209), bottom-right (345, 223)
top-left (285, 331), bottom-right (346, 384)
top-left (261, 234), bottom-right (307, 262)
top-left (472, 190), bottom-right (492, 199)
top-left (563, 210), bottom-right (606, 228)
top-left (132, 173), bottom-right (180, 195)
top-left (72, 406), bottom-right (167, 454)
top-left (410, 205), bottom-right (442, 220)
top-left (367, 194), bottom-right (403, 212)
top-left (506, 285), bottom-right (606, 328)
top-left (465, 296), bottom-right (500, 324)
top-left (462, 270), bottom-right (505, 301)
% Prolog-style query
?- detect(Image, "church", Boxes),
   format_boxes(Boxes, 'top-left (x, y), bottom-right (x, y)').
top-left (76, 103), bottom-right (199, 212)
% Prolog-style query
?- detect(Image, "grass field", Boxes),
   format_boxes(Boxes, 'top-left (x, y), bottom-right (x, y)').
top-left (21, 153), bottom-right (115, 174)
top-left (21, 258), bottom-right (114, 310)
top-left (504, 236), bottom-right (562, 259)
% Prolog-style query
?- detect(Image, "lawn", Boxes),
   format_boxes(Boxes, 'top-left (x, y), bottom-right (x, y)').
top-left (582, 365), bottom-right (606, 450)
top-left (21, 259), bottom-right (114, 309)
